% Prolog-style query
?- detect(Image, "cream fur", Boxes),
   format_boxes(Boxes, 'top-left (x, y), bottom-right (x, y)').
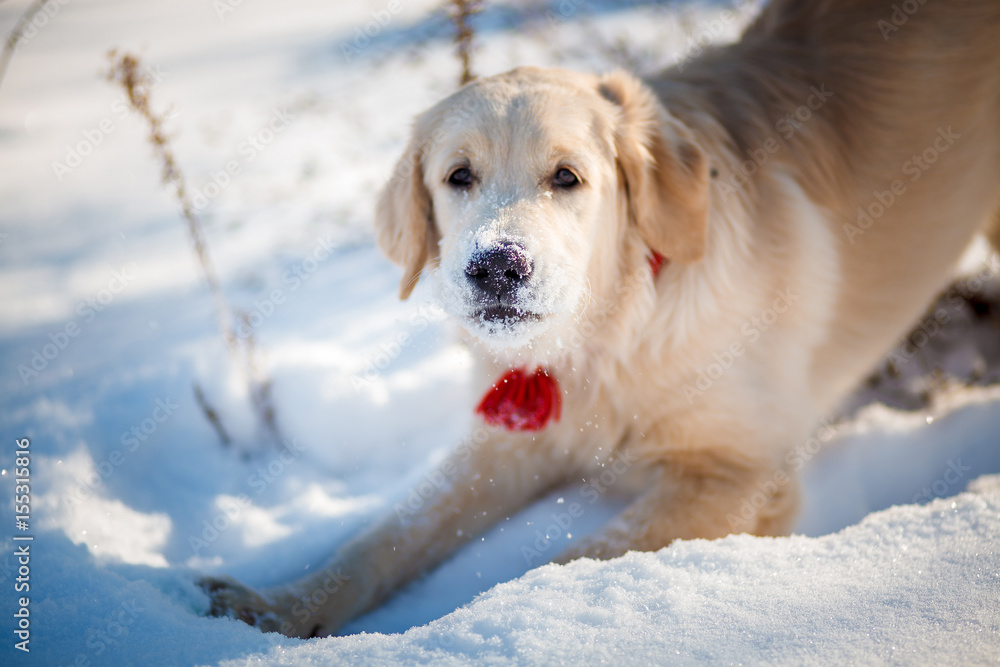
top-left (203, 0), bottom-right (1000, 637)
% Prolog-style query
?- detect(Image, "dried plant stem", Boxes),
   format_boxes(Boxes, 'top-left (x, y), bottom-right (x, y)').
top-left (107, 50), bottom-right (284, 449)
top-left (194, 382), bottom-right (232, 447)
top-left (239, 311), bottom-right (282, 444)
top-left (447, 0), bottom-right (483, 86)
top-left (0, 0), bottom-right (45, 93)
top-left (105, 51), bottom-right (234, 344)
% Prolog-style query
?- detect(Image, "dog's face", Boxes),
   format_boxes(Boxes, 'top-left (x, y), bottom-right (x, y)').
top-left (376, 67), bottom-right (711, 353)
top-left (423, 70), bottom-right (623, 347)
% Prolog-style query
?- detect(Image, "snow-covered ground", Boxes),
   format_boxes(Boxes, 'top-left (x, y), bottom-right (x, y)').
top-left (0, 0), bottom-right (998, 664)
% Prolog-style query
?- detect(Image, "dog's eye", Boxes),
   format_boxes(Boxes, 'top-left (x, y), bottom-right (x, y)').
top-left (553, 167), bottom-right (580, 188)
top-left (448, 167), bottom-right (474, 188)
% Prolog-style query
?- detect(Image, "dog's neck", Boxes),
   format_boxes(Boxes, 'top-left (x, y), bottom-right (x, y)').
top-left (475, 250), bottom-right (665, 432)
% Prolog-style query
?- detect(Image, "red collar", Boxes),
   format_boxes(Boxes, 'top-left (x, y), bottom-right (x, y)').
top-left (476, 251), bottom-right (663, 431)
top-left (649, 250), bottom-right (665, 279)
top-left (476, 367), bottom-right (561, 431)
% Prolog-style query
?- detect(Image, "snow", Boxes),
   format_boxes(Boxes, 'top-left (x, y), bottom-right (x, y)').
top-left (0, 0), bottom-right (998, 664)
top-left (219, 478), bottom-right (1000, 665)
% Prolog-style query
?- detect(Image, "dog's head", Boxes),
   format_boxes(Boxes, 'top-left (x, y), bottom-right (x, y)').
top-left (375, 67), bottom-right (710, 353)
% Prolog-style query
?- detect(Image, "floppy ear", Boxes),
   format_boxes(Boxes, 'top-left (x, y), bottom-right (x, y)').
top-left (598, 70), bottom-right (710, 264)
top-left (374, 136), bottom-right (437, 299)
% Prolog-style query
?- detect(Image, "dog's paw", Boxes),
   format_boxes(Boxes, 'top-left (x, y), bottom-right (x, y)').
top-left (198, 576), bottom-right (286, 634)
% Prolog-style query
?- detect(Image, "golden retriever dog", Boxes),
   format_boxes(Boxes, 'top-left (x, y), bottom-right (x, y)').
top-left (203, 0), bottom-right (1000, 637)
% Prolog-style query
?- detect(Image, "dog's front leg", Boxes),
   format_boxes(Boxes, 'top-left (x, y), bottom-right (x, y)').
top-left (203, 428), bottom-right (564, 637)
top-left (554, 449), bottom-right (800, 563)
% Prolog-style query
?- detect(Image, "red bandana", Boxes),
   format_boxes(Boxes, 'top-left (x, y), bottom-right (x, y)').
top-left (475, 251), bottom-right (663, 432)
top-left (475, 367), bottom-right (561, 431)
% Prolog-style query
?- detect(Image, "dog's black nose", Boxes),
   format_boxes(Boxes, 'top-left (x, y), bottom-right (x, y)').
top-left (465, 243), bottom-right (533, 301)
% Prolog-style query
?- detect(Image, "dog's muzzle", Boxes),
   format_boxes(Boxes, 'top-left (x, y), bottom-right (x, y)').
top-left (464, 243), bottom-right (539, 323)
